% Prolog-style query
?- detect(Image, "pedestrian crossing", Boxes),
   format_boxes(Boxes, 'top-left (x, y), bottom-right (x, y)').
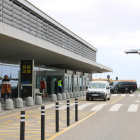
top-left (127, 104), bottom-right (139, 112)
top-left (38, 102), bottom-right (140, 113)
top-left (109, 104), bottom-right (123, 111)
top-left (111, 94), bottom-right (136, 97)
top-left (90, 103), bottom-right (107, 112)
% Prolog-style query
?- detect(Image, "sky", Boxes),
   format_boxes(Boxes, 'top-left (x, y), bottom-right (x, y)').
top-left (27, 0), bottom-right (140, 86)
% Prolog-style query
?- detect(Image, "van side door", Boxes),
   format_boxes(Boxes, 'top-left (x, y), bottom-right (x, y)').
top-left (122, 82), bottom-right (129, 93)
top-left (118, 82), bottom-right (123, 93)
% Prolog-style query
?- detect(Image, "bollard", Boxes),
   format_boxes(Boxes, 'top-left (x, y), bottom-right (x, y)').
top-left (20, 111), bottom-right (25, 140)
top-left (67, 100), bottom-right (70, 126)
top-left (41, 106), bottom-right (45, 140)
top-left (56, 102), bottom-right (59, 132)
top-left (75, 98), bottom-right (78, 121)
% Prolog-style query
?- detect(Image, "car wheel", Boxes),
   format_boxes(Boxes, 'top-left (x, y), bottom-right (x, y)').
top-left (108, 95), bottom-right (110, 100)
top-left (104, 95), bottom-right (107, 101)
top-left (91, 98), bottom-right (93, 101)
top-left (86, 98), bottom-right (89, 101)
top-left (130, 90), bottom-right (133, 94)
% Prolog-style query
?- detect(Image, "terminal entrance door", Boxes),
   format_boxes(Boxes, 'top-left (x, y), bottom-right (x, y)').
top-left (65, 74), bottom-right (68, 93)
top-left (83, 75), bottom-right (87, 90)
top-left (65, 74), bottom-right (72, 93)
top-left (73, 75), bottom-right (77, 92)
top-left (68, 74), bottom-right (72, 92)
top-left (77, 75), bottom-right (80, 92)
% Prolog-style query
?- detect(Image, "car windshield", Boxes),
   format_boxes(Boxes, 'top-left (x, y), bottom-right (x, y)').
top-left (110, 81), bottom-right (118, 87)
top-left (89, 83), bottom-right (105, 89)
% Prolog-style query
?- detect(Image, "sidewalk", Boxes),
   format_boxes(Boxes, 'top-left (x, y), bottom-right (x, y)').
top-left (0, 95), bottom-right (81, 118)
top-left (0, 95), bottom-right (53, 117)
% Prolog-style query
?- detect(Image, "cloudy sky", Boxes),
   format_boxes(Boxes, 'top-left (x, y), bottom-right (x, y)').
top-left (28, 0), bottom-right (140, 86)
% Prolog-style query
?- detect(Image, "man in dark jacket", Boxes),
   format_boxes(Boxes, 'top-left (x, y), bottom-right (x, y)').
top-left (1, 75), bottom-right (11, 102)
top-left (55, 80), bottom-right (58, 94)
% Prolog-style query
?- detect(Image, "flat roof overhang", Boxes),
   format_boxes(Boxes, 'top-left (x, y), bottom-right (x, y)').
top-left (0, 22), bottom-right (113, 73)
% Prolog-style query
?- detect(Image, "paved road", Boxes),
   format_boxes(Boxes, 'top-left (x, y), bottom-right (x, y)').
top-left (0, 92), bottom-right (140, 140)
top-left (53, 92), bottom-right (140, 140)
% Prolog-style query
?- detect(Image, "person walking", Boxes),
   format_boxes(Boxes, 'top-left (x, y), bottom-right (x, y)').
top-left (55, 80), bottom-right (58, 94)
top-left (58, 78), bottom-right (63, 94)
top-left (1, 75), bottom-right (11, 102)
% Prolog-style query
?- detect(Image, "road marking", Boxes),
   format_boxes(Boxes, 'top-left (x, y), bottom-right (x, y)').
top-left (90, 104), bottom-right (107, 111)
top-left (109, 104), bottom-right (123, 111)
top-left (121, 94), bottom-right (126, 96)
top-left (111, 97), bottom-right (124, 104)
top-left (127, 104), bottom-right (139, 112)
top-left (135, 100), bottom-right (140, 103)
top-left (4, 120), bottom-right (13, 124)
top-left (130, 94), bottom-right (134, 97)
top-left (59, 103), bottom-right (75, 110)
top-left (38, 103), bottom-right (64, 110)
top-left (47, 112), bottom-right (96, 140)
top-left (138, 94), bottom-right (140, 97)
top-left (73, 103), bottom-right (93, 110)
top-left (112, 94), bottom-right (118, 96)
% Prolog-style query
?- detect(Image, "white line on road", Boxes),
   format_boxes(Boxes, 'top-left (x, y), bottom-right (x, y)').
top-left (38, 103), bottom-right (64, 110)
top-left (59, 103), bottom-right (75, 110)
top-left (109, 104), bottom-right (123, 111)
top-left (121, 94), bottom-right (126, 96)
top-left (112, 94), bottom-right (118, 96)
top-left (130, 94), bottom-right (134, 97)
top-left (127, 104), bottom-right (139, 112)
top-left (90, 104), bottom-right (107, 112)
top-left (73, 103), bottom-right (93, 110)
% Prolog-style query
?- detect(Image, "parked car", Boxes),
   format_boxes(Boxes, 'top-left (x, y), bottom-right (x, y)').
top-left (110, 81), bottom-right (137, 94)
top-left (86, 81), bottom-right (110, 101)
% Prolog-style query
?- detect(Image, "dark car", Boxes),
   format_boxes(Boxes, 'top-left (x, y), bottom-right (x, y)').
top-left (110, 81), bottom-right (137, 94)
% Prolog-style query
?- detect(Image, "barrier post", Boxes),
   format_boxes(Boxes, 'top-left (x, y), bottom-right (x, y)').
top-left (56, 102), bottom-right (59, 132)
top-left (75, 98), bottom-right (78, 121)
top-left (20, 111), bottom-right (25, 140)
top-left (41, 106), bottom-right (45, 140)
top-left (67, 100), bottom-right (70, 126)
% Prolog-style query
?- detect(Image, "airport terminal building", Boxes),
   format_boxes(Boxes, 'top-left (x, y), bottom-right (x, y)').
top-left (0, 0), bottom-right (112, 98)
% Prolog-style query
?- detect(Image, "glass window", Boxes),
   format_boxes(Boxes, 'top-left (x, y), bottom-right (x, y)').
top-left (89, 83), bottom-right (105, 89)
top-left (118, 82), bottom-right (122, 86)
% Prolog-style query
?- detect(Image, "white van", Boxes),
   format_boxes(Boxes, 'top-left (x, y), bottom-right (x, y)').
top-left (86, 81), bottom-right (110, 101)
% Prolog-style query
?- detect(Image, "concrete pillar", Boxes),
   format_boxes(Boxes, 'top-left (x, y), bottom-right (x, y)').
top-left (15, 98), bottom-right (23, 108)
top-left (73, 92), bottom-right (77, 98)
top-left (82, 91), bottom-right (84, 96)
top-left (57, 93), bottom-right (62, 101)
top-left (84, 90), bottom-right (86, 96)
top-left (35, 96), bottom-right (42, 105)
top-left (26, 97), bottom-right (34, 106)
top-left (62, 93), bottom-right (66, 100)
top-left (77, 91), bottom-right (80, 97)
top-left (70, 92), bottom-right (74, 98)
top-left (66, 93), bottom-right (70, 99)
top-left (5, 99), bottom-right (13, 110)
top-left (51, 94), bottom-right (57, 102)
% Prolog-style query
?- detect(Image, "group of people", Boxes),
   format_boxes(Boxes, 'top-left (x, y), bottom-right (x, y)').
top-left (1, 75), bottom-right (11, 102)
top-left (55, 78), bottom-right (64, 94)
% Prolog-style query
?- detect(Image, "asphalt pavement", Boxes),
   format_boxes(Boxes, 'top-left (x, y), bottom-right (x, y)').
top-left (0, 92), bottom-right (140, 140)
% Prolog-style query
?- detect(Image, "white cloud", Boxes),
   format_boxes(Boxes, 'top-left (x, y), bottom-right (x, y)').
top-left (27, 0), bottom-right (140, 85)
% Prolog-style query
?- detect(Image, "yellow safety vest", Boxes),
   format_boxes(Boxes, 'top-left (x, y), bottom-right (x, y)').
top-left (58, 80), bottom-right (62, 87)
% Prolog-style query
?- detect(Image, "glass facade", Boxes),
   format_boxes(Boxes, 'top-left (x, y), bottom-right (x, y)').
top-left (0, 62), bottom-right (20, 98)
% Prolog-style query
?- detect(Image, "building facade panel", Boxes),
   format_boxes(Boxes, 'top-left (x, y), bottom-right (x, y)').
top-left (0, 0), bottom-right (97, 62)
